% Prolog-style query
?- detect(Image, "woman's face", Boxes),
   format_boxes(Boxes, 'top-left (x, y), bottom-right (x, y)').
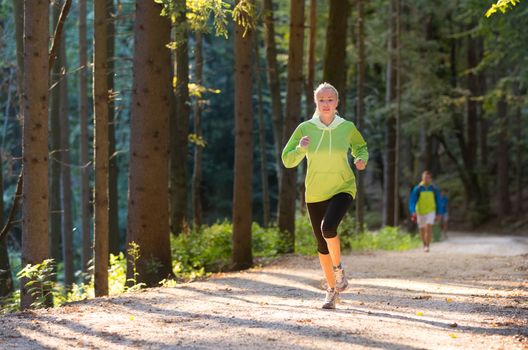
top-left (315, 88), bottom-right (339, 119)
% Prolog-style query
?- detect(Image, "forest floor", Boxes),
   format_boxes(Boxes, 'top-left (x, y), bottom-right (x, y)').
top-left (1, 232), bottom-right (527, 350)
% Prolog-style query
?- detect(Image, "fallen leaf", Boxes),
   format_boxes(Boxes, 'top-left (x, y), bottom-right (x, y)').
top-left (449, 333), bottom-right (457, 339)
top-left (413, 295), bottom-right (432, 300)
top-left (416, 311), bottom-right (424, 316)
top-left (449, 322), bottom-right (458, 328)
top-left (129, 316), bottom-right (135, 321)
top-left (446, 298), bottom-right (453, 303)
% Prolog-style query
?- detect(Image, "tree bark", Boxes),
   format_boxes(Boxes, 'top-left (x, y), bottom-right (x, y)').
top-left (127, 0), bottom-right (173, 287)
top-left (277, 0), bottom-right (305, 252)
top-left (262, 0), bottom-right (284, 185)
top-left (300, 0), bottom-right (317, 215)
top-left (59, 41), bottom-right (74, 289)
top-left (254, 33), bottom-right (270, 228)
top-left (79, 0), bottom-right (91, 276)
top-left (21, 0), bottom-right (50, 309)
top-left (355, 0), bottom-right (366, 232)
top-left (170, 1), bottom-right (190, 236)
top-left (49, 2), bottom-right (63, 268)
top-left (515, 103), bottom-right (522, 215)
top-left (93, 0), bottom-right (110, 297)
top-left (383, 0), bottom-right (398, 227)
top-left (0, 152), bottom-right (13, 298)
top-left (323, 0), bottom-right (350, 115)
top-left (192, 31), bottom-right (204, 228)
top-left (232, 0), bottom-right (254, 270)
top-left (497, 97), bottom-right (510, 218)
top-left (108, 0), bottom-right (120, 255)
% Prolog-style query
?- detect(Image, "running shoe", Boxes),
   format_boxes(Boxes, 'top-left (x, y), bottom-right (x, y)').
top-left (334, 267), bottom-right (349, 292)
top-left (322, 288), bottom-right (338, 309)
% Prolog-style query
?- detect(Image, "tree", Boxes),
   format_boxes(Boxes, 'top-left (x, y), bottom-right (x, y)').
top-left (93, 0), bottom-right (110, 297)
top-left (79, 0), bottom-right (91, 276)
top-left (254, 31), bottom-right (270, 227)
top-left (323, 0), bottom-right (350, 114)
top-left (277, 0), bottom-right (305, 252)
top-left (355, 0), bottom-right (366, 232)
top-left (20, 0), bottom-right (50, 309)
top-left (0, 157), bottom-right (12, 298)
top-left (192, 31), bottom-right (204, 228)
top-left (60, 41), bottom-right (74, 289)
top-left (49, 1), bottom-right (63, 269)
top-left (108, 0), bottom-right (120, 255)
top-left (127, 0), bottom-right (173, 286)
top-left (262, 0), bottom-right (284, 183)
top-left (382, 0), bottom-right (399, 227)
top-left (170, 0), bottom-right (190, 235)
top-left (232, 0), bottom-right (254, 270)
top-left (496, 96), bottom-right (510, 217)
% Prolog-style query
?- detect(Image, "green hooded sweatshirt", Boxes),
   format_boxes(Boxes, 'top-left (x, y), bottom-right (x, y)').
top-left (282, 115), bottom-right (369, 203)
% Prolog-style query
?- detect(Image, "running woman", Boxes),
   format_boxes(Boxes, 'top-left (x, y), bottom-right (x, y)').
top-left (409, 170), bottom-right (441, 252)
top-left (282, 82), bottom-right (368, 309)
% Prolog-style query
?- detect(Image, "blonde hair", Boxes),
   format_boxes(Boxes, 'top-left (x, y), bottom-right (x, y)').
top-left (314, 82), bottom-right (339, 101)
top-left (313, 82), bottom-right (339, 118)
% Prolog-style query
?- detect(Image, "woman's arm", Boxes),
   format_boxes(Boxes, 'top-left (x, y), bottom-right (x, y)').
top-left (350, 127), bottom-right (369, 167)
top-left (281, 124), bottom-right (307, 168)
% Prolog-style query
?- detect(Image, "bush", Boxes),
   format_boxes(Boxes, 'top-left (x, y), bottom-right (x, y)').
top-left (349, 226), bottom-right (421, 251)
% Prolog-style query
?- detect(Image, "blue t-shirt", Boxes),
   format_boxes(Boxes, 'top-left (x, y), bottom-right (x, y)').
top-left (438, 195), bottom-right (448, 215)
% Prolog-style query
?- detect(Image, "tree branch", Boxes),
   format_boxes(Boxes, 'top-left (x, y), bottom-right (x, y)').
top-left (49, 0), bottom-right (73, 73)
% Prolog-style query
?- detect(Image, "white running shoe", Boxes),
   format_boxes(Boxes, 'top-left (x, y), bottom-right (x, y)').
top-left (322, 288), bottom-right (338, 309)
top-left (334, 267), bottom-right (349, 292)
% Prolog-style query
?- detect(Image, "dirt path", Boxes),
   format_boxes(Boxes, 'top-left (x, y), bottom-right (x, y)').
top-left (1, 232), bottom-right (527, 350)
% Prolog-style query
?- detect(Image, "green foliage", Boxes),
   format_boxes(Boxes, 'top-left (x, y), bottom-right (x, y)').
top-left (126, 242), bottom-right (146, 292)
top-left (486, 0), bottom-right (521, 17)
top-left (349, 226), bottom-right (422, 251)
top-left (16, 259), bottom-right (56, 309)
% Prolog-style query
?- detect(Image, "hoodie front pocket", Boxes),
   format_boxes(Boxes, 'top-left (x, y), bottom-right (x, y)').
top-left (306, 172), bottom-right (342, 199)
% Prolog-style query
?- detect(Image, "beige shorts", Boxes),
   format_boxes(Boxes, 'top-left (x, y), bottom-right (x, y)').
top-left (417, 212), bottom-right (435, 228)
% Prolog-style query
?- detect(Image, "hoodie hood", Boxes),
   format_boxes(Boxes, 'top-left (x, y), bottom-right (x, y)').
top-left (309, 113), bottom-right (346, 130)
top-left (309, 114), bottom-right (347, 155)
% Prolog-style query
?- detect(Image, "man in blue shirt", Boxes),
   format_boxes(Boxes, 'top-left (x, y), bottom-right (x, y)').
top-left (438, 189), bottom-right (449, 239)
top-left (409, 170), bottom-right (441, 252)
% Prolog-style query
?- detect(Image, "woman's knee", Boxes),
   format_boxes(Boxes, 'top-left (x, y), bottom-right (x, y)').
top-left (321, 221), bottom-right (338, 239)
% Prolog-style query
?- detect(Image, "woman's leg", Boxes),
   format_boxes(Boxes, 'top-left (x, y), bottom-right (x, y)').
top-left (307, 199), bottom-right (334, 288)
top-left (321, 193), bottom-right (352, 268)
top-left (318, 253), bottom-right (335, 289)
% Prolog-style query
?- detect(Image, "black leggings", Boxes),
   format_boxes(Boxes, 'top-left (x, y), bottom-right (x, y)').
top-left (306, 192), bottom-right (352, 255)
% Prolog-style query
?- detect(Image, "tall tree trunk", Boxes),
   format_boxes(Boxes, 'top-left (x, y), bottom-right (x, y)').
top-left (254, 32), bottom-right (270, 228)
top-left (12, 0), bottom-right (24, 102)
top-left (355, 0), bottom-right (366, 232)
top-left (323, 0), bottom-right (350, 115)
top-left (232, 0), bottom-right (254, 270)
top-left (170, 1), bottom-right (190, 236)
top-left (393, 0), bottom-right (401, 225)
top-left (21, 0), bottom-right (50, 309)
top-left (60, 43), bottom-right (74, 289)
top-left (277, 0), bottom-right (305, 252)
top-left (93, 0), bottom-right (110, 297)
top-left (262, 0), bottom-right (284, 186)
top-left (79, 0), bottom-right (91, 276)
top-left (192, 31), bottom-right (204, 228)
top-left (2, 1), bottom-right (23, 299)
top-left (49, 2), bottom-right (63, 268)
top-left (300, 0), bottom-right (316, 215)
top-left (383, 0), bottom-right (398, 227)
top-left (515, 103), bottom-right (522, 216)
top-left (107, 0), bottom-right (120, 255)
top-left (0, 153), bottom-right (13, 298)
top-left (497, 97), bottom-right (510, 217)
top-left (127, 0), bottom-right (173, 287)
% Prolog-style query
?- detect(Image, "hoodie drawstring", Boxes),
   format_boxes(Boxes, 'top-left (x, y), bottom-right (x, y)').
top-left (314, 128), bottom-right (333, 156)
top-left (314, 129), bottom-right (326, 153)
